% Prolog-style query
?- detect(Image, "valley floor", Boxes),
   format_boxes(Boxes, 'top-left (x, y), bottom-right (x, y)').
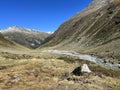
top-left (0, 51), bottom-right (120, 90)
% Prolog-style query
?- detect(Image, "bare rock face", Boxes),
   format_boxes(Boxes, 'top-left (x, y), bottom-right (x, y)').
top-left (0, 26), bottom-right (50, 49)
top-left (87, 0), bottom-right (110, 9)
top-left (42, 0), bottom-right (120, 63)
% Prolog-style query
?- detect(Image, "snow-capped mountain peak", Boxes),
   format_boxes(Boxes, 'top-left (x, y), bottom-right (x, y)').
top-left (0, 26), bottom-right (50, 49)
top-left (0, 26), bottom-right (28, 33)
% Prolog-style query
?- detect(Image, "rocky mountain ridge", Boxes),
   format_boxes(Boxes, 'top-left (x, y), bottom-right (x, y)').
top-left (0, 26), bottom-right (50, 49)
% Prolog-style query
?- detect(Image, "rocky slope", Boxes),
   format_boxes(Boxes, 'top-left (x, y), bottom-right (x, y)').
top-left (0, 26), bottom-right (50, 49)
top-left (0, 33), bottom-right (30, 54)
top-left (0, 33), bottom-right (14, 47)
top-left (41, 0), bottom-right (120, 64)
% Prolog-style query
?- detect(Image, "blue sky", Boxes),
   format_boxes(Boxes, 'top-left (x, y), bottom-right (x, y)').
top-left (0, 0), bottom-right (93, 32)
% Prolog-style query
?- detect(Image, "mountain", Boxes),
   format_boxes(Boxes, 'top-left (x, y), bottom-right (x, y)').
top-left (41, 0), bottom-right (120, 64)
top-left (0, 33), bottom-right (14, 46)
top-left (0, 26), bottom-right (50, 49)
top-left (0, 32), bottom-right (30, 54)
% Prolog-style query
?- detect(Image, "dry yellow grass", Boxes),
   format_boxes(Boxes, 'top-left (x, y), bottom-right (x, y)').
top-left (0, 53), bottom-right (120, 90)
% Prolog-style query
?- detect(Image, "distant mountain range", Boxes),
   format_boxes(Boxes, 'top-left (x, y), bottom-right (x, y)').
top-left (42, 0), bottom-right (120, 64)
top-left (0, 26), bottom-right (50, 49)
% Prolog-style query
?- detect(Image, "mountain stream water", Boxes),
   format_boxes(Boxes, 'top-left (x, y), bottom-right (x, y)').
top-left (42, 50), bottom-right (120, 68)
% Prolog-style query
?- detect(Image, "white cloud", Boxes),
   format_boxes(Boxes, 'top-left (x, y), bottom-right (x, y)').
top-left (47, 31), bottom-right (54, 34)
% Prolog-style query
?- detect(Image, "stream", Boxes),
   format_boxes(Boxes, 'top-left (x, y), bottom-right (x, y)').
top-left (42, 50), bottom-right (120, 68)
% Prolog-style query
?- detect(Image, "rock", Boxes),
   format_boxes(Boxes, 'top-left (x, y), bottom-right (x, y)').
top-left (7, 74), bottom-right (21, 83)
top-left (5, 80), bottom-right (13, 87)
top-left (0, 66), bottom-right (7, 70)
top-left (61, 72), bottom-right (69, 80)
top-left (32, 69), bottom-right (39, 77)
top-left (11, 74), bottom-right (21, 82)
top-left (107, 6), bottom-right (114, 14)
top-left (71, 66), bottom-right (82, 76)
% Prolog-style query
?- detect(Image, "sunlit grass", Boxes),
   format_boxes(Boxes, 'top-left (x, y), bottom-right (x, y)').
top-left (0, 53), bottom-right (120, 90)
